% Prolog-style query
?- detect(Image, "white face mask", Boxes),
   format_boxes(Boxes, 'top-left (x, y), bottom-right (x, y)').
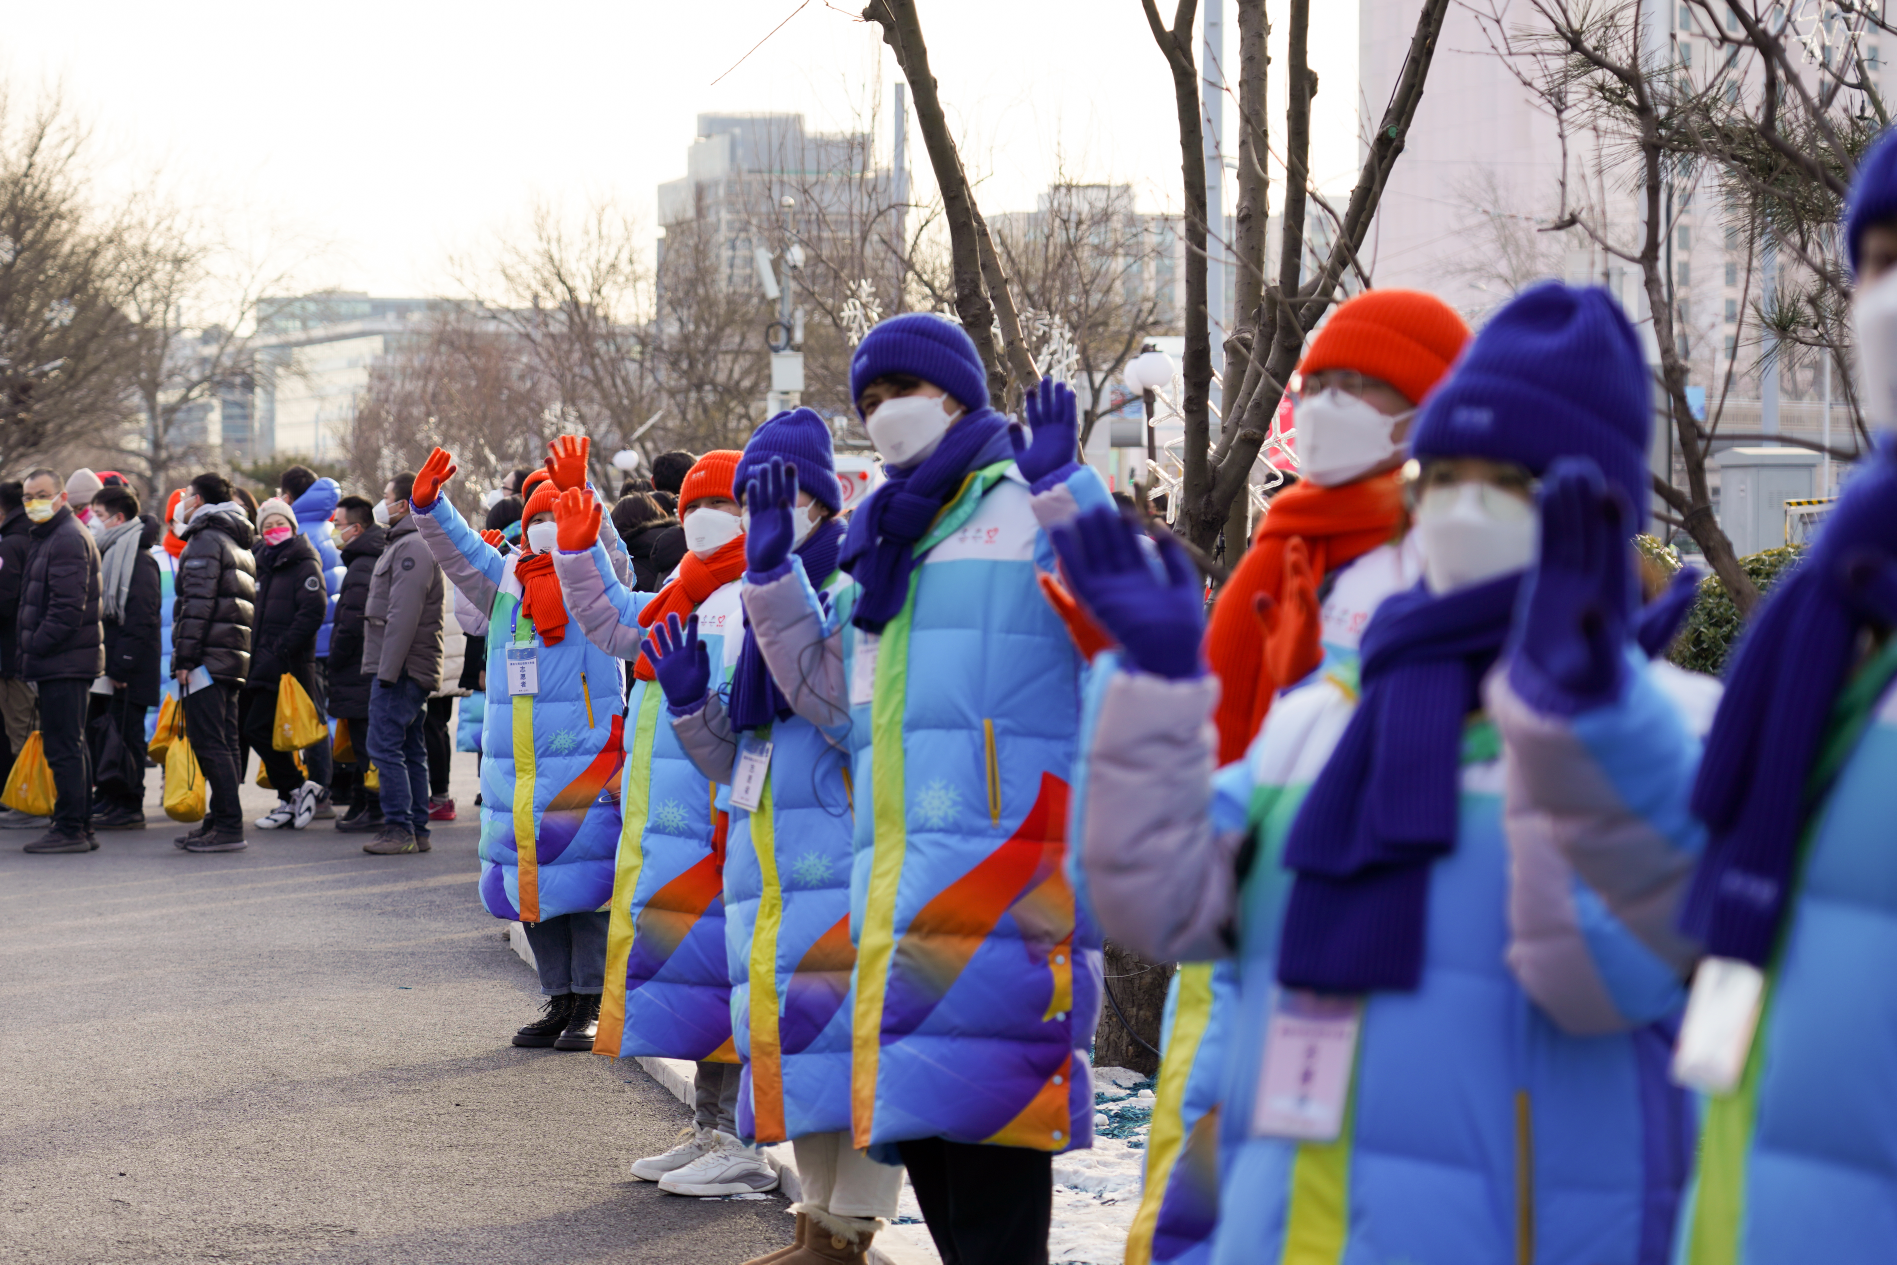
top-left (866, 392), bottom-right (960, 467)
top-left (482, 487), bottom-right (504, 510)
top-left (1414, 480), bottom-right (1538, 594)
top-left (1855, 267), bottom-right (1897, 431)
top-left (683, 506), bottom-right (743, 557)
top-left (373, 498), bottom-right (392, 528)
top-left (173, 498), bottom-right (197, 532)
top-left (526, 521), bottom-right (559, 555)
top-left (1295, 388), bottom-right (1410, 487)
top-left (740, 501), bottom-right (821, 549)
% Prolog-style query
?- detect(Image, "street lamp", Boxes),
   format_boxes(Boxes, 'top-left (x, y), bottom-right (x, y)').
top-left (1124, 344), bottom-right (1175, 468)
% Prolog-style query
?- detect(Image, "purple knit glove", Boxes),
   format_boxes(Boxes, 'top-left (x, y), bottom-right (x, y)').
top-left (1635, 567), bottom-right (1701, 659)
top-left (1508, 457), bottom-right (1635, 714)
top-left (641, 613), bottom-right (711, 715)
top-left (1050, 507), bottom-right (1204, 680)
top-left (1013, 377), bottom-right (1082, 494)
top-left (744, 457), bottom-right (799, 581)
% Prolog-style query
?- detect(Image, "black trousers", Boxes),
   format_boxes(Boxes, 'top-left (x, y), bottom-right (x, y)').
top-left (241, 686), bottom-right (306, 799)
top-left (425, 695), bottom-right (453, 798)
top-left (88, 692), bottom-right (149, 810)
top-left (896, 1137), bottom-right (1052, 1265)
top-left (37, 678), bottom-right (92, 834)
top-left (182, 681), bottom-right (243, 832)
top-left (303, 660), bottom-right (333, 791)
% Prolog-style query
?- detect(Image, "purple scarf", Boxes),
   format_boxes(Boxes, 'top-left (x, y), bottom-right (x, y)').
top-left (1277, 573), bottom-right (1522, 993)
top-left (727, 518), bottom-right (846, 731)
top-left (1682, 438), bottom-right (1897, 965)
top-left (840, 408), bottom-right (1012, 633)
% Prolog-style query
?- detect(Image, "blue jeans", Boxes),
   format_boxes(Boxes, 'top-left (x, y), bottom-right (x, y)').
top-left (366, 676), bottom-right (429, 835)
top-left (520, 910), bottom-right (609, 996)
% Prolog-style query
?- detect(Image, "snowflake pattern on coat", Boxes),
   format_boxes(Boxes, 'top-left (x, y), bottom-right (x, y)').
top-left (913, 779), bottom-right (960, 830)
top-left (652, 799), bottom-right (690, 835)
top-left (787, 850), bottom-right (833, 889)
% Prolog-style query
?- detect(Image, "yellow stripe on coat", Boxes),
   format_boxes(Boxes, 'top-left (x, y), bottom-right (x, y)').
top-left (595, 685), bottom-right (662, 1056)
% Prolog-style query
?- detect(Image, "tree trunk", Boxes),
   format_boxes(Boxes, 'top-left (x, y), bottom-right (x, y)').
top-left (1094, 942), bottom-right (1173, 1077)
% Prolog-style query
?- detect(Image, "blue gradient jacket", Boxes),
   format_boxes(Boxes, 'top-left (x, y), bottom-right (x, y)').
top-left (290, 477), bottom-right (343, 659)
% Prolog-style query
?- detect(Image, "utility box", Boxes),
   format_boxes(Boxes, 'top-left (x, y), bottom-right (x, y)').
top-left (1710, 446), bottom-right (1820, 557)
top-left (770, 351), bottom-right (805, 394)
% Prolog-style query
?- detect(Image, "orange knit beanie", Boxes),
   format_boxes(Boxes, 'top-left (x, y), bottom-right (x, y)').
top-left (1298, 289), bottom-right (1470, 406)
top-left (679, 450), bottom-right (742, 515)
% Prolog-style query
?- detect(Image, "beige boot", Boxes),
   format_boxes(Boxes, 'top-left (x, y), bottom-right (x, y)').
top-left (779, 1206), bottom-right (876, 1264)
top-left (738, 1211), bottom-right (807, 1265)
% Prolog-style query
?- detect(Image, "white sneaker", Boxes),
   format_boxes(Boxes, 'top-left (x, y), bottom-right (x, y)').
top-left (254, 802), bottom-right (296, 830)
top-left (291, 781), bottom-right (319, 830)
top-left (630, 1126), bottom-right (716, 1182)
top-left (656, 1132), bottom-right (780, 1197)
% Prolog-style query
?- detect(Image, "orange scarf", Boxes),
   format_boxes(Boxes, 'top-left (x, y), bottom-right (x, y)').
top-left (633, 534), bottom-right (748, 680)
top-left (514, 550), bottom-right (569, 646)
top-left (1203, 472), bottom-right (1405, 763)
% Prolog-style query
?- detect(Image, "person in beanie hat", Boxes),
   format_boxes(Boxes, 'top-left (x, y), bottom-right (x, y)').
top-left (644, 408), bottom-right (889, 1251)
top-left (65, 468), bottom-right (103, 525)
top-left (1126, 288), bottom-right (1469, 1265)
top-left (1058, 282), bottom-right (1696, 1263)
top-left (738, 311), bottom-right (1115, 1264)
top-left (544, 447), bottom-right (777, 1200)
top-left (407, 436), bottom-right (630, 1051)
top-left (240, 497), bottom-right (326, 831)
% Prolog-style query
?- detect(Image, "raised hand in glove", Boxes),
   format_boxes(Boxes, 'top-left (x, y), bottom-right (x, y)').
top-left (545, 435), bottom-right (591, 492)
top-left (479, 528), bottom-right (507, 551)
top-left (554, 487), bottom-right (601, 554)
top-left (744, 456), bottom-right (800, 578)
top-left (1013, 377), bottom-right (1081, 493)
top-left (1635, 566), bottom-right (1701, 659)
top-left (641, 613), bottom-right (711, 715)
top-left (413, 447), bottom-right (457, 510)
top-left (1508, 456), bottom-right (1636, 714)
top-left (1050, 507), bottom-right (1205, 680)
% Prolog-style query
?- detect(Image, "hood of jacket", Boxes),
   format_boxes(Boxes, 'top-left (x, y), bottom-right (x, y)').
top-left (0, 507), bottom-right (28, 539)
top-left (291, 477), bottom-right (341, 525)
top-left (341, 522), bottom-right (387, 564)
top-left (623, 519), bottom-right (680, 556)
top-left (183, 502), bottom-right (255, 549)
top-left (135, 512), bottom-right (163, 551)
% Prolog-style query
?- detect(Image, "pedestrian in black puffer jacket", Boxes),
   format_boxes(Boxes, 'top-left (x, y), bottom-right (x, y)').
top-left (242, 497), bottom-right (326, 831)
top-left (0, 486), bottom-right (35, 800)
top-left (170, 476), bottom-right (256, 850)
top-left (15, 468), bottom-right (105, 853)
top-left (89, 492), bottom-right (163, 830)
top-left (612, 491), bottom-right (684, 591)
top-left (326, 496), bottom-right (385, 830)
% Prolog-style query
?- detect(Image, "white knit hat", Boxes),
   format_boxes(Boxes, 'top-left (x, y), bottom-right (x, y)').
top-left (256, 497), bottom-right (296, 530)
top-left (65, 468), bottom-right (103, 504)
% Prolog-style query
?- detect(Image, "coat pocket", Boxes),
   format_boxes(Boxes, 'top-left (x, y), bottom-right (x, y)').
top-left (982, 718), bottom-right (1001, 827)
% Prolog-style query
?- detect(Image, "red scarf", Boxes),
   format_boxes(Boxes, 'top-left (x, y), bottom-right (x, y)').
top-left (514, 550), bottom-right (569, 646)
top-left (633, 534), bottom-right (748, 680)
top-left (1203, 473), bottom-right (1405, 764)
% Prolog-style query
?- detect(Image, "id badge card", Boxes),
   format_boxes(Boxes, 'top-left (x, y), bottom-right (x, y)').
top-left (849, 632), bottom-right (880, 708)
top-left (1671, 956), bottom-right (1766, 1096)
top-left (506, 645), bottom-right (540, 696)
top-left (1251, 989), bottom-right (1364, 1142)
top-left (729, 738), bottom-right (774, 812)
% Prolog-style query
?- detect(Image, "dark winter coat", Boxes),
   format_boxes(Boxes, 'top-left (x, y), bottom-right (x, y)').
top-left (362, 512), bottom-right (444, 691)
top-left (245, 532), bottom-right (326, 693)
top-left (102, 515), bottom-right (164, 707)
top-left (623, 519), bottom-right (685, 591)
top-left (171, 503), bottom-right (257, 686)
top-left (19, 504), bottom-right (104, 682)
top-left (0, 508), bottom-right (33, 677)
top-left (326, 524), bottom-right (386, 720)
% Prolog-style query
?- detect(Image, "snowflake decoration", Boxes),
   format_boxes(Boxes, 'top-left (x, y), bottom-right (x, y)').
top-left (546, 730), bottom-right (580, 756)
top-left (651, 799), bottom-right (691, 835)
top-left (1021, 309), bottom-right (1079, 386)
top-left (912, 779), bottom-right (960, 830)
top-left (841, 279), bottom-right (883, 347)
top-left (787, 850), bottom-right (834, 890)
top-left (43, 299), bottom-right (74, 328)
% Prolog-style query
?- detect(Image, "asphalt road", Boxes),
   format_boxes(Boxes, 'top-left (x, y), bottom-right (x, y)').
top-left (0, 744), bottom-right (793, 1264)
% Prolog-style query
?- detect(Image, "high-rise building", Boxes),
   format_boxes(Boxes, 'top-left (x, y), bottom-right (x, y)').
top-left (248, 293), bottom-right (442, 461)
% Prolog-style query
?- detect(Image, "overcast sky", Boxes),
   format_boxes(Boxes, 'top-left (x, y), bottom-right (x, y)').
top-left (7, 0), bottom-right (1361, 298)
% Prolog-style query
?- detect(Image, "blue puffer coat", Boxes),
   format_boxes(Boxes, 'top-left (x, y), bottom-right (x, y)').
top-left (412, 494), bottom-right (628, 924)
top-left (291, 477), bottom-right (344, 658)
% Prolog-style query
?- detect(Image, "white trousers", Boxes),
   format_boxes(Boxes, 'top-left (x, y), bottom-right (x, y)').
top-left (791, 1129), bottom-right (903, 1220)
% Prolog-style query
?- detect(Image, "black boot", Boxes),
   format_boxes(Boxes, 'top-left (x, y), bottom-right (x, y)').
top-left (514, 993), bottom-right (577, 1048)
top-left (554, 992), bottom-right (602, 1051)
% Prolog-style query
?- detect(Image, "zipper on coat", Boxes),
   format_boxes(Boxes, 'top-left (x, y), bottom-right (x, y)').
top-left (1515, 1088), bottom-right (1534, 1265)
top-left (581, 670), bottom-right (595, 728)
top-left (982, 718), bottom-right (1001, 826)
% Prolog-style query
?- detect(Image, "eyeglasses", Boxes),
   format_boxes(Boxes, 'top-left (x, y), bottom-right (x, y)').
top-left (1293, 369), bottom-right (1394, 403)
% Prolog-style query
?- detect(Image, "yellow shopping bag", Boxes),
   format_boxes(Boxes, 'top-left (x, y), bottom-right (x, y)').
top-left (274, 674), bottom-right (326, 751)
top-left (255, 750), bottom-right (307, 790)
top-left (2, 730), bottom-right (56, 816)
top-left (333, 717), bottom-right (355, 764)
top-left (163, 733), bottom-right (206, 822)
top-left (148, 695), bottom-right (182, 760)
top-left (364, 763), bottom-right (380, 791)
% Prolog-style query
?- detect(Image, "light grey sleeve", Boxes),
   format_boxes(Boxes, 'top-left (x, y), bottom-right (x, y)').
top-left (413, 501), bottom-right (501, 617)
top-left (1078, 670), bottom-right (1240, 964)
top-left (552, 541), bottom-right (650, 661)
top-left (671, 693), bottom-right (739, 784)
top-left (740, 565), bottom-right (848, 729)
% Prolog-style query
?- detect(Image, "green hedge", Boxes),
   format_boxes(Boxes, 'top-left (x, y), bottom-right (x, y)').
top-left (1667, 544), bottom-right (1807, 675)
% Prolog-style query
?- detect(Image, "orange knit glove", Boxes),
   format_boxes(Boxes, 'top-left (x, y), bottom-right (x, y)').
top-left (545, 435), bottom-right (591, 493)
top-left (479, 528), bottom-right (505, 549)
top-left (554, 487), bottom-right (601, 553)
top-left (413, 447), bottom-right (457, 509)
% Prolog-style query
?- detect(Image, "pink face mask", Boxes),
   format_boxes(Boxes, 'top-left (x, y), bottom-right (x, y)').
top-left (261, 525), bottom-right (293, 546)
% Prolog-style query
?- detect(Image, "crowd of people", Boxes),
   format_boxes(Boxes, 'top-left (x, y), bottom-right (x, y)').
top-left (18, 137), bottom-right (1897, 1265)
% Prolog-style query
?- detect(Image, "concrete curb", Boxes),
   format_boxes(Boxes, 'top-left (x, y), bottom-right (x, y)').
top-left (506, 922), bottom-right (938, 1265)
